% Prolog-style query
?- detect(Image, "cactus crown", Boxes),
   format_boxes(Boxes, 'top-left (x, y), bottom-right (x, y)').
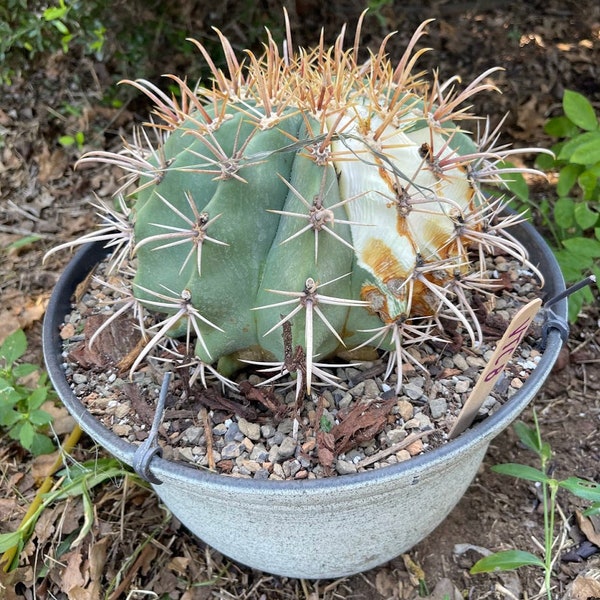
top-left (49, 14), bottom-right (545, 398)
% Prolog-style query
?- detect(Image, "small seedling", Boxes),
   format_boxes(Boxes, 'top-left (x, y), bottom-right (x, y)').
top-left (471, 411), bottom-right (600, 599)
top-left (59, 130), bottom-right (85, 150)
top-left (0, 329), bottom-right (56, 455)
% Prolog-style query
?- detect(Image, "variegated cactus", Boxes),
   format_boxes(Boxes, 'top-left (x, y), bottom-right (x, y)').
top-left (50, 15), bottom-right (545, 396)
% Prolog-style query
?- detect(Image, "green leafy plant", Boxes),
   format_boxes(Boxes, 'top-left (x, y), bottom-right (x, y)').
top-left (471, 411), bottom-right (600, 600)
top-left (0, 457), bottom-right (140, 571)
top-left (506, 90), bottom-right (600, 321)
top-left (537, 90), bottom-right (600, 319)
top-left (47, 18), bottom-right (547, 399)
top-left (0, 329), bottom-right (56, 455)
top-left (0, 0), bottom-right (107, 85)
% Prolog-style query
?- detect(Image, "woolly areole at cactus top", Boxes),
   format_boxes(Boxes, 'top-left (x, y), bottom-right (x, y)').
top-left (49, 14), bottom-right (546, 398)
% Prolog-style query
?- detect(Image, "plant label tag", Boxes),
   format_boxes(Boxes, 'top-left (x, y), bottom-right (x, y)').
top-left (448, 298), bottom-right (542, 440)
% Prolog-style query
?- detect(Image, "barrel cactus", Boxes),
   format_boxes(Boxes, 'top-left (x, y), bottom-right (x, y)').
top-left (52, 16), bottom-right (544, 397)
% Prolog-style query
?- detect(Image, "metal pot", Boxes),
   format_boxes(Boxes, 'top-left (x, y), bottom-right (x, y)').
top-left (43, 218), bottom-right (567, 579)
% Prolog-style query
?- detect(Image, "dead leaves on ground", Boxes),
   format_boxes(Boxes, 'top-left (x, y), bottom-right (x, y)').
top-left (567, 569), bottom-right (600, 600)
top-left (0, 290), bottom-right (48, 348)
top-left (0, 467), bottom-right (215, 600)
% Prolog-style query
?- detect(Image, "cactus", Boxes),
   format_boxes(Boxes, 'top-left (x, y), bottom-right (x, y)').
top-left (50, 15), bottom-right (545, 397)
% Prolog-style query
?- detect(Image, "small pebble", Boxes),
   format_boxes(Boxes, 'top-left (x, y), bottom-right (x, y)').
top-left (269, 431), bottom-right (285, 446)
top-left (406, 439), bottom-right (425, 456)
top-left (345, 449), bottom-right (364, 463)
top-left (238, 417), bottom-right (261, 441)
top-left (283, 459), bottom-right (302, 478)
top-left (363, 379), bottom-right (380, 398)
top-left (454, 379), bottom-right (470, 394)
top-left (276, 436), bottom-right (297, 460)
top-left (221, 442), bottom-right (243, 460)
top-left (403, 383), bottom-right (424, 401)
top-left (452, 354), bottom-right (469, 371)
top-left (182, 426), bottom-right (204, 445)
top-left (114, 404), bottom-right (130, 419)
top-left (250, 444), bottom-right (269, 462)
top-left (237, 458), bottom-right (261, 473)
top-left (348, 381), bottom-right (365, 397)
top-left (260, 424), bottom-right (276, 438)
top-left (113, 423), bottom-right (131, 436)
top-left (466, 355), bottom-right (486, 368)
top-left (511, 377), bottom-right (524, 389)
top-left (338, 392), bottom-right (353, 409)
top-left (387, 428), bottom-right (407, 444)
top-left (179, 447), bottom-right (196, 462)
top-left (272, 463), bottom-right (285, 479)
top-left (397, 399), bottom-right (414, 421)
top-left (336, 459), bottom-right (358, 475)
top-left (396, 450), bottom-right (411, 462)
top-left (429, 398), bottom-right (448, 420)
top-left (212, 423), bottom-right (228, 436)
top-left (406, 412), bottom-right (431, 429)
top-left (224, 422), bottom-right (241, 443)
top-left (277, 418), bottom-right (295, 435)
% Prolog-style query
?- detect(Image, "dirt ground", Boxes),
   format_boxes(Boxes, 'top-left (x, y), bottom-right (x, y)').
top-left (1, 1), bottom-right (599, 598)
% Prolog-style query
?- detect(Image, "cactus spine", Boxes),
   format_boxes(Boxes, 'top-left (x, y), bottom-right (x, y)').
top-left (58, 16), bottom-right (544, 396)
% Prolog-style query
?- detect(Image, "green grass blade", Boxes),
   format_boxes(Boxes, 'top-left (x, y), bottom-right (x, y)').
top-left (491, 463), bottom-right (550, 483)
top-left (471, 550), bottom-right (545, 574)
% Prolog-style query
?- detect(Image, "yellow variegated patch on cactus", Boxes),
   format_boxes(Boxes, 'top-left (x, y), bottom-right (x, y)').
top-left (48, 14), bottom-right (545, 397)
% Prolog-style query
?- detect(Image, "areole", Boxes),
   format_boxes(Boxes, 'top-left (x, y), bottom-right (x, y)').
top-left (43, 216), bottom-right (567, 579)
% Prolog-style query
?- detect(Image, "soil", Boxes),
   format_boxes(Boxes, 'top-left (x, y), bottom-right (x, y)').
top-left (1, 1), bottom-right (599, 599)
top-left (58, 251), bottom-right (544, 481)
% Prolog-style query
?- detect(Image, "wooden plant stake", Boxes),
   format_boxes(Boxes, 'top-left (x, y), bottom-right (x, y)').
top-left (448, 298), bottom-right (543, 439)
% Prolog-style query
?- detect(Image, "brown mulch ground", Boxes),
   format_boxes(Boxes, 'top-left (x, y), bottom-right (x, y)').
top-left (1, 1), bottom-right (599, 598)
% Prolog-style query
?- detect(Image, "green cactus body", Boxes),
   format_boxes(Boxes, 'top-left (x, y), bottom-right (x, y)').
top-left (73, 19), bottom-right (544, 393)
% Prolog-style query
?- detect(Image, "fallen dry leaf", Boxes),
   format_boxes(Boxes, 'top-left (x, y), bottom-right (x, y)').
top-left (31, 451), bottom-right (61, 482)
top-left (332, 397), bottom-right (396, 454)
top-left (85, 537), bottom-right (111, 600)
top-left (67, 587), bottom-right (96, 600)
top-left (61, 549), bottom-right (87, 595)
top-left (138, 543), bottom-right (159, 577)
top-left (402, 553), bottom-right (425, 587)
top-left (36, 144), bottom-right (68, 183)
top-left (576, 510), bottom-right (600, 547)
top-left (168, 555), bottom-right (191, 575)
top-left (0, 497), bottom-right (21, 523)
top-left (0, 293), bottom-right (49, 346)
top-left (423, 578), bottom-right (463, 600)
top-left (374, 568), bottom-right (397, 597)
top-left (569, 570), bottom-right (600, 600)
top-left (316, 430), bottom-right (335, 474)
top-left (0, 107), bottom-right (12, 126)
top-left (0, 566), bottom-right (34, 600)
top-left (42, 401), bottom-right (76, 436)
